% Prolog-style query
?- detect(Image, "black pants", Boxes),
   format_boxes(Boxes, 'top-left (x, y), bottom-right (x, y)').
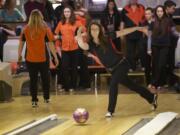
top-left (57, 54), bottom-right (63, 85)
top-left (51, 53), bottom-right (63, 85)
top-left (26, 61), bottom-right (50, 102)
top-left (108, 59), bottom-right (154, 113)
top-left (0, 43), bottom-right (3, 62)
top-left (152, 46), bottom-right (169, 87)
top-left (139, 40), bottom-right (147, 68)
top-left (126, 39), bottom-right (141, 70)
top-left (61, 50), bottom-right (79, 90)
top-left (78, 49), bottom-right (91, 88)
top-left (112, 37), bottom-right (121, 52)
top-left (0, 31), bottom-right (7, 61)
top-left (139, 41), bottom-right (152, 85)
top-left (144, 54), bottom-right (152, 85)
top-left (166, 46), bottom-right (178, 86)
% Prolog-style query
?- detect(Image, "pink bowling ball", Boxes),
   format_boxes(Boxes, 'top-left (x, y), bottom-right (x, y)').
top-left (73, 108), bottom-right (89, 124)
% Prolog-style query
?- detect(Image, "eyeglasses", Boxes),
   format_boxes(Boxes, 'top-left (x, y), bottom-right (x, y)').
top-left (64, 10), bottom-right (71, 13)
top-left (91, 28), bottom-right (99, 31)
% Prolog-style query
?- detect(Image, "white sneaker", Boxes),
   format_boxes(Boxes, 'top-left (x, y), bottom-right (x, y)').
top-left (57, 84), bottom-right (62, 90)
top-left (105, 112), bottom-right (113, 117)
top-left (69, 89), bottom-right (74, 92)
top-left (59, 88), bottom-right (65, 92)
top-left (141, 67), bottom-right (145, 71)
top-left (85, 88), bottom-right (91, 91)
top-left (44, 99), bottom-right (50, 103)
top-left (32, 101), bottom-right (38, 108)
top-left (151, 94), bottom-right (158, 111)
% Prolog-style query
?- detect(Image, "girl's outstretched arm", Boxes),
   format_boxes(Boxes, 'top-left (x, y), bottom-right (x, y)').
top-left (116, 26), bottom-right (146, 37)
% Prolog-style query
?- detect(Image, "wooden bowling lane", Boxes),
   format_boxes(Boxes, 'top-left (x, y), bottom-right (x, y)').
top-left (0, 94), bottom-right (180, 135)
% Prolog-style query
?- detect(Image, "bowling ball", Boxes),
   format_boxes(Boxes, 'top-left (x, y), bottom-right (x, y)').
top-left (73, 108), bottom-right (89, 124)
top-left (11, 62), bottom-right (18, 74)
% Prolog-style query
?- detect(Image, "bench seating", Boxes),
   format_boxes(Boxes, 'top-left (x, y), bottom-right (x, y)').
top-left (87, 65), bottom-right (146, 95)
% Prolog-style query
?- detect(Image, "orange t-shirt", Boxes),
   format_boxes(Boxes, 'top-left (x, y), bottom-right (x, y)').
top-left (76, 15), bottom-right (86, 26)
top-left (20, 25), bottom-right (54, 62)
top-left (55, 21), bottom-right (83, 51)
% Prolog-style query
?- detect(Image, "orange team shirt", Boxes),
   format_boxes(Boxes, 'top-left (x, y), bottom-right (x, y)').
top-left (76, 15), bottom-right (86, 26)
top-left (55, 21), bottom-right (83, 51)
top-left (20, 25), bottom-right (54, 62)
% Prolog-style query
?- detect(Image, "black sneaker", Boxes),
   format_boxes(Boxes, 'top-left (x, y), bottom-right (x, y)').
top-left (151, 94), bottom-right (158, 111)
top-left (32, 101), bottom-right (38, 108)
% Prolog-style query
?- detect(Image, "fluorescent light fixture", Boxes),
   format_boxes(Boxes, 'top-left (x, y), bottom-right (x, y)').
top-left (56, 0), bottom-right (62, 2)
top-left (92, 0), bottom-right (107, 4)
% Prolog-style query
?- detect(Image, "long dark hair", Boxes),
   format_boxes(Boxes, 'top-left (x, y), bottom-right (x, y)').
top-left (88, 21), bottom-right (108, 51)
top-left (61, 6), bottom-right (76, 25)
top-left (104, 0), bottom-right (119, 13)
top-left (152, 5), bottom-right (169, 37)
